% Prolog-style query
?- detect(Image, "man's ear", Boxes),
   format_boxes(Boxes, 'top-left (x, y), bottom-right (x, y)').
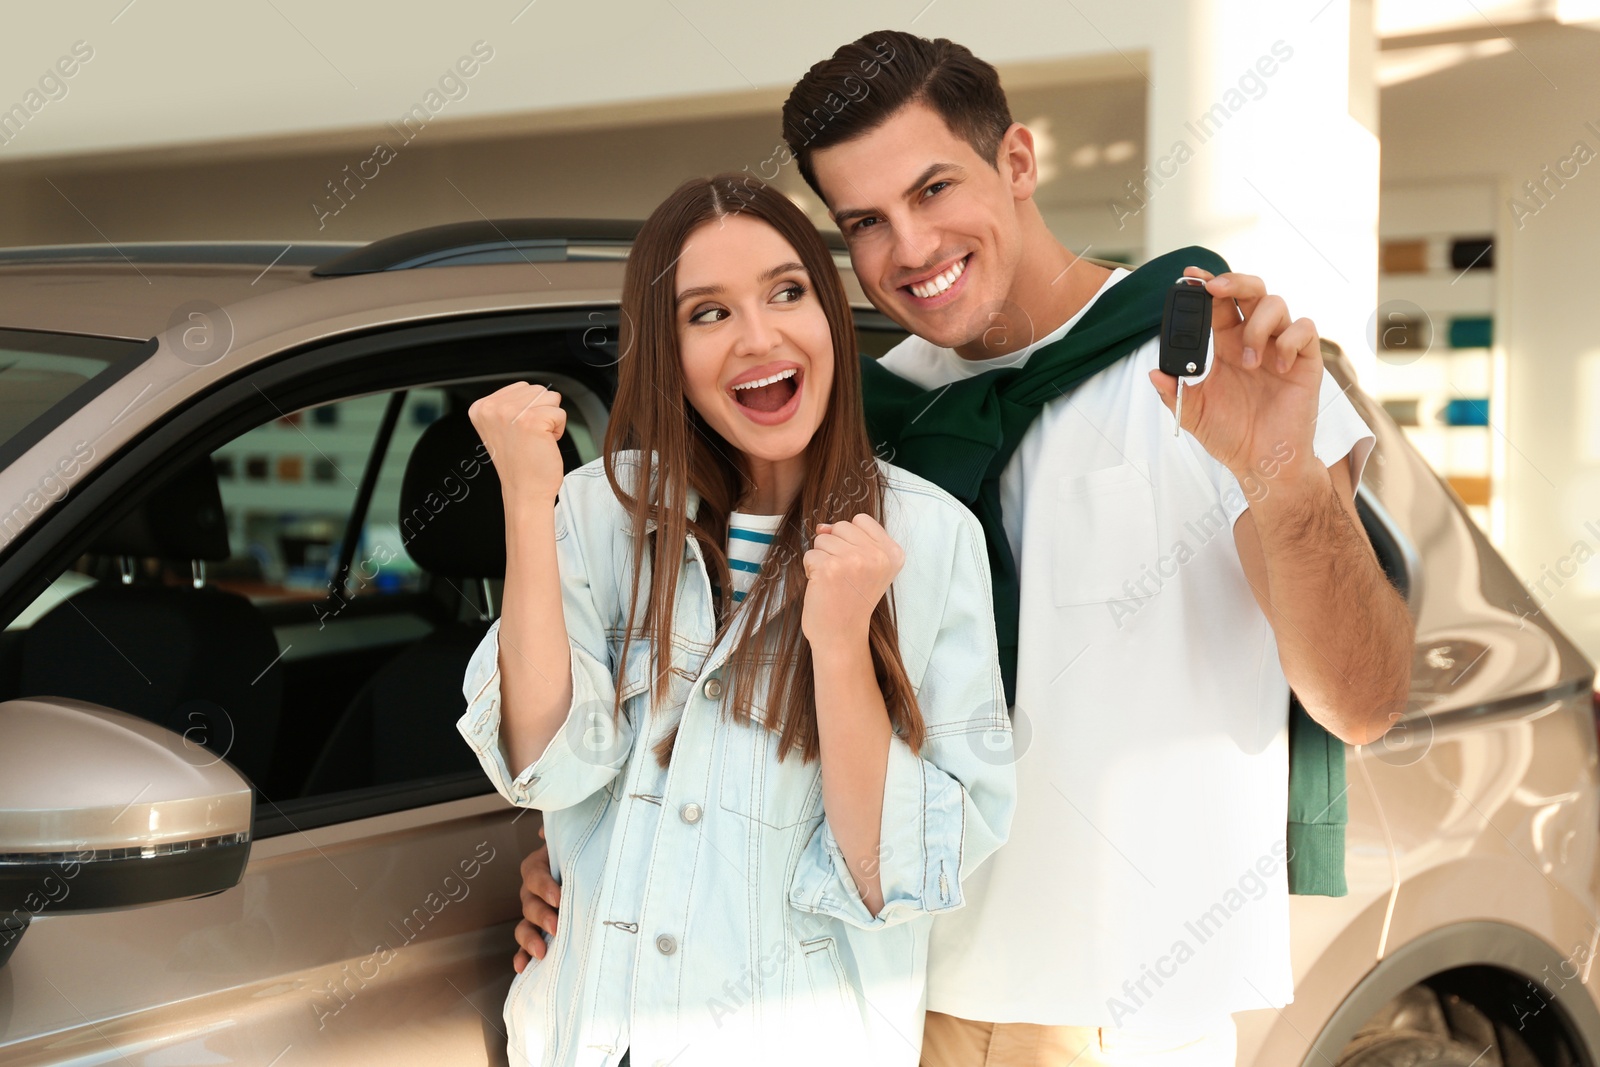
top-left (998, 122), bottom-right (1039, 202)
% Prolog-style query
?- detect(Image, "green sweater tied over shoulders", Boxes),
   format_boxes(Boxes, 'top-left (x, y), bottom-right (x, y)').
top-left (857, 245), bottom-right (1348, 897)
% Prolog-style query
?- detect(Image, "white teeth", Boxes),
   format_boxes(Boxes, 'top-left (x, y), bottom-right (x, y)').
top-left (909, 256), bottom-right (967, 299)
top-left (730, 367), bottom-right (798, 391)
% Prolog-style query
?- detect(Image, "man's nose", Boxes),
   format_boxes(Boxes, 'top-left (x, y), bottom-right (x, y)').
top-left (891, 217), bottom-right (940, 274)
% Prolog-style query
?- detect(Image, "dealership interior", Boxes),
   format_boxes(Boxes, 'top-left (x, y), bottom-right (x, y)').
top-left (7, 2), bottom-right (1600, 1065)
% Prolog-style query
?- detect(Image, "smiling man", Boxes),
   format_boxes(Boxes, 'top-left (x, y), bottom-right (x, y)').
top-left (779, 30), bottom-right (1411, 1066)
top-left (512, 28), bottom-right (1414, 1067)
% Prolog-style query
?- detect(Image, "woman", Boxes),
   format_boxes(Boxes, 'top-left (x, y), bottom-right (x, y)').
top-left (457, 174), bottom-right (1015, 1067)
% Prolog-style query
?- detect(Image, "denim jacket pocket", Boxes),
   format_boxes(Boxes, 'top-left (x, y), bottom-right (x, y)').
top-left (718, 705), bottom-right (824, 829)
top-left (798, 935), bottom-right (868, 1052)
top-left (615, 633), bottom-right (702, 703)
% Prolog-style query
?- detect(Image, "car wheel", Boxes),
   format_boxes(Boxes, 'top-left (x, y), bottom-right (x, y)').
top-left (1336, 1031), bottom-right (1495, 1067)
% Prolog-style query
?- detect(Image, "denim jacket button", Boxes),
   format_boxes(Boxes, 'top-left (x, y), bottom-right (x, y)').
top-left (702, 677), bottom-right (723, 700)
top-left (655, 933), bottom-right (677, 955)
top-left (680, 802), bottom-right (702, 824)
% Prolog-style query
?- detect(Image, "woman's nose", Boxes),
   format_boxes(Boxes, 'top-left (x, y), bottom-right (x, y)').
top-left (732, 310), bottom-right (781, 359)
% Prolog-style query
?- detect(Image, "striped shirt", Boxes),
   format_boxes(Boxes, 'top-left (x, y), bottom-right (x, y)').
top-left (726, 511), bottom-right (784, 604)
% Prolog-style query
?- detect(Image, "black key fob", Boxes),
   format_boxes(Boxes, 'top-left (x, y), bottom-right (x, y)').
top-left (1159, 277), bottom-right (1212, 378)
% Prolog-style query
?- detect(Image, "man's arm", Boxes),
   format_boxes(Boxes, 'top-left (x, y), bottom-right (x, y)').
top-left (1233, 452), bottom-right (1413, 745)
top-left (1147, 266), bottom-right (1413, 747)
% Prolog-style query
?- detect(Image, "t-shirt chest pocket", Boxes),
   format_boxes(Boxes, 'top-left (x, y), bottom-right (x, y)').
top-left (1051, 461), bottom-right (1160, 605)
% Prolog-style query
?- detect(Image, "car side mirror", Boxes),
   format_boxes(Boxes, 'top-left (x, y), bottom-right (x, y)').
top-left (0, 697), bottom-right (253, 967)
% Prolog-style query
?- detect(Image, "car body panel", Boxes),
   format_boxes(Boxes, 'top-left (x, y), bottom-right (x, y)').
top-left (1236, 347), bottom-right (1598, 1063)
top-left (1238, 690), bottom-right (1600, 1064)
top-left (0, 260), bottom-right (326, 342)
top-left (2, 792), bottom-right (539, 1066)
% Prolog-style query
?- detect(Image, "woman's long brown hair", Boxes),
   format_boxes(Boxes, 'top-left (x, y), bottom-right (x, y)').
top-left (603, 174), bottom-right (922, 767)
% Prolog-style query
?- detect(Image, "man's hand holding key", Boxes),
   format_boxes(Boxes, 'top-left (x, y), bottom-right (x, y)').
top-left (1148, 267), bottom-right (1325, 483)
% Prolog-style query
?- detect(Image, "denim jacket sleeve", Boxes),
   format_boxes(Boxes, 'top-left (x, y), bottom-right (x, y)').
top-left (789, 504), bottom-right (1017, 930)
top-left (455, 480), bottom-right (636, 811)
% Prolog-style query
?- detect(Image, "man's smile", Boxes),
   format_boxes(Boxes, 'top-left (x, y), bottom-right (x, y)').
top-left (899, 252), bottom-right (973, 309)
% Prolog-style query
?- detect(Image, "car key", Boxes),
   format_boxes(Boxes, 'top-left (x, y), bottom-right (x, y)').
top-left (1159, 276), bottom-right (1212, 437)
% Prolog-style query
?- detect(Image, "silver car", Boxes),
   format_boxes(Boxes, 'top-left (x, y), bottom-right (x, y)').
top-left (0, 225), bottom-right (1595, 1066)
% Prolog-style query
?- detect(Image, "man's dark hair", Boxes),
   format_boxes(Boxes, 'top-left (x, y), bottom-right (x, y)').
top-left (781, 30), bottom-right (1014, 203)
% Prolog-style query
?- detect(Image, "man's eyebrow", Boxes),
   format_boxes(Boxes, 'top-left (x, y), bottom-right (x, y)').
top-left (902, 162), bottom-right (963, 199)
top-left (676, 262), bottom-right (807, 304)
top-left (832, 162), bottom-right (965, 226)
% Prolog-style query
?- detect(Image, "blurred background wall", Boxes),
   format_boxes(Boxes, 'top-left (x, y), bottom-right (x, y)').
top-left (3, 0), bottom-right (1600, 660)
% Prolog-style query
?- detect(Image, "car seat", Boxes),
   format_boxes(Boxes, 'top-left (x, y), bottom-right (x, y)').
top-left (300, 405), bottom-right (580, 795)
top-left (19, 455), bottom-right (283, 785)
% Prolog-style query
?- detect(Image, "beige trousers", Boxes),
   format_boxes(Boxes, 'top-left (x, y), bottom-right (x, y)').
top-left (919, 1011), bottom-right (1238, 1067)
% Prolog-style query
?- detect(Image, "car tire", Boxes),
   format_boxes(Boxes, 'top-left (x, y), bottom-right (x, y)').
top-left (1335, 1031), bottom-right (1495, 1067)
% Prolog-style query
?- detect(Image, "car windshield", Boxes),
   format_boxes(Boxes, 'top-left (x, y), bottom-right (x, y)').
top-left (0, 328), bottom-right (152, 456)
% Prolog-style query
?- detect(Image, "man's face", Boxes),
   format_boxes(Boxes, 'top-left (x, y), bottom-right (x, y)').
top-left (810, 101), bottom-right (1029, 351)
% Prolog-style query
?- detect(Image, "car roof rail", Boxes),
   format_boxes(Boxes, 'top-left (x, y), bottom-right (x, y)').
top-left (310, 219), bottom-right (647, 276)
top-left (0, 242), bottom-right (360, 268)
top-left (309, 217), bottom-right (879, 278)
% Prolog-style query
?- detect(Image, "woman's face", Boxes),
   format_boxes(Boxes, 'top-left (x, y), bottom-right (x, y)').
top-left (674, 214), bottom-right (834, 471)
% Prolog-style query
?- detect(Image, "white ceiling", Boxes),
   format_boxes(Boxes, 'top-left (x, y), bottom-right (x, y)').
top-left (0, 0), bottom-right (1155, 164)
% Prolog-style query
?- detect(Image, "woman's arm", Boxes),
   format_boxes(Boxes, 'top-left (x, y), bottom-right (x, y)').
top-left (496, 491), bottom-right (577, 773)
top-left (469, 382), bottom-right (576, 773)
top-left (791, 504), bottom-right (1016, 931)
top-left (457, 490), bottom-right (636, 809)
top-left (802, 513), bottom-right (903, 917)
top-left (810, 628), bottom-right (893, 916)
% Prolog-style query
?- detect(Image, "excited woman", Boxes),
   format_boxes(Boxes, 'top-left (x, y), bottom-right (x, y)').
top-left (457, 175), bottom-right (1015, 1067)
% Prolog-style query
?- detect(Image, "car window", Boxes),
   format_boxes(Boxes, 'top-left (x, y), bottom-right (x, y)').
top-left (5, 389), bottom-right (455, 629)
top-left (2, 372), bottom-right (604, 813)
top-left (208, 390), bottom-right (445, 606)
top-left (0, 328), bottom-right (152, 458)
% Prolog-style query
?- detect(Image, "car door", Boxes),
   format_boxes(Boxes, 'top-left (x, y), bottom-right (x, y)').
top-left (0, 303), bottom-right (618, 1066)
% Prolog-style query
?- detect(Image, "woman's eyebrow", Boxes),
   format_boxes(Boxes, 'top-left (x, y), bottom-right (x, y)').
top-left (676, 262), bottom-right (808, 305)
top-left (676, 283), bottom-right (721, 305)
top-left (759, 261), bottom-right (807, 282)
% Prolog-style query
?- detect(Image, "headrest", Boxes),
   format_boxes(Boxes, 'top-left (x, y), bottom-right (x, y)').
top-left (90, 455), bottom-right (230, 561)
top-left (399, 406), bottom-right (580, 579)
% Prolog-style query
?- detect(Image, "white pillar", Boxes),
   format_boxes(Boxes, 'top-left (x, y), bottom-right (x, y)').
top-left (1141, 0), bottom-right (1381, 383)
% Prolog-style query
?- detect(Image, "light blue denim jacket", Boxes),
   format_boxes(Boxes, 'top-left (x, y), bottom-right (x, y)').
top-left (457, 450), bottom-right (1015, 1067)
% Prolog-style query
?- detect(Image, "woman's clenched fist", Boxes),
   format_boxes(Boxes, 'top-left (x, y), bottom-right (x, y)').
top-left (468, 382), bottom-right (568, 506)
top-left (800, 514), bottom-right (905, 653)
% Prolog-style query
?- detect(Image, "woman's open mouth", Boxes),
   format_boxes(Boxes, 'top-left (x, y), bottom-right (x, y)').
top-left (729, 366), bottom-right (803, 426)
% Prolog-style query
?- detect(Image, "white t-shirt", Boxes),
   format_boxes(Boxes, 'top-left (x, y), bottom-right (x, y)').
top-left (727, 511), bottom-right (783, 604)
top-left (882, 268), bottom-right (1376, 1032)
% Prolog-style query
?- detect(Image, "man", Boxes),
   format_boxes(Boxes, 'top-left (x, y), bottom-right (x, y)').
top-left (509, 29), bottom-right (1413, 1067)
